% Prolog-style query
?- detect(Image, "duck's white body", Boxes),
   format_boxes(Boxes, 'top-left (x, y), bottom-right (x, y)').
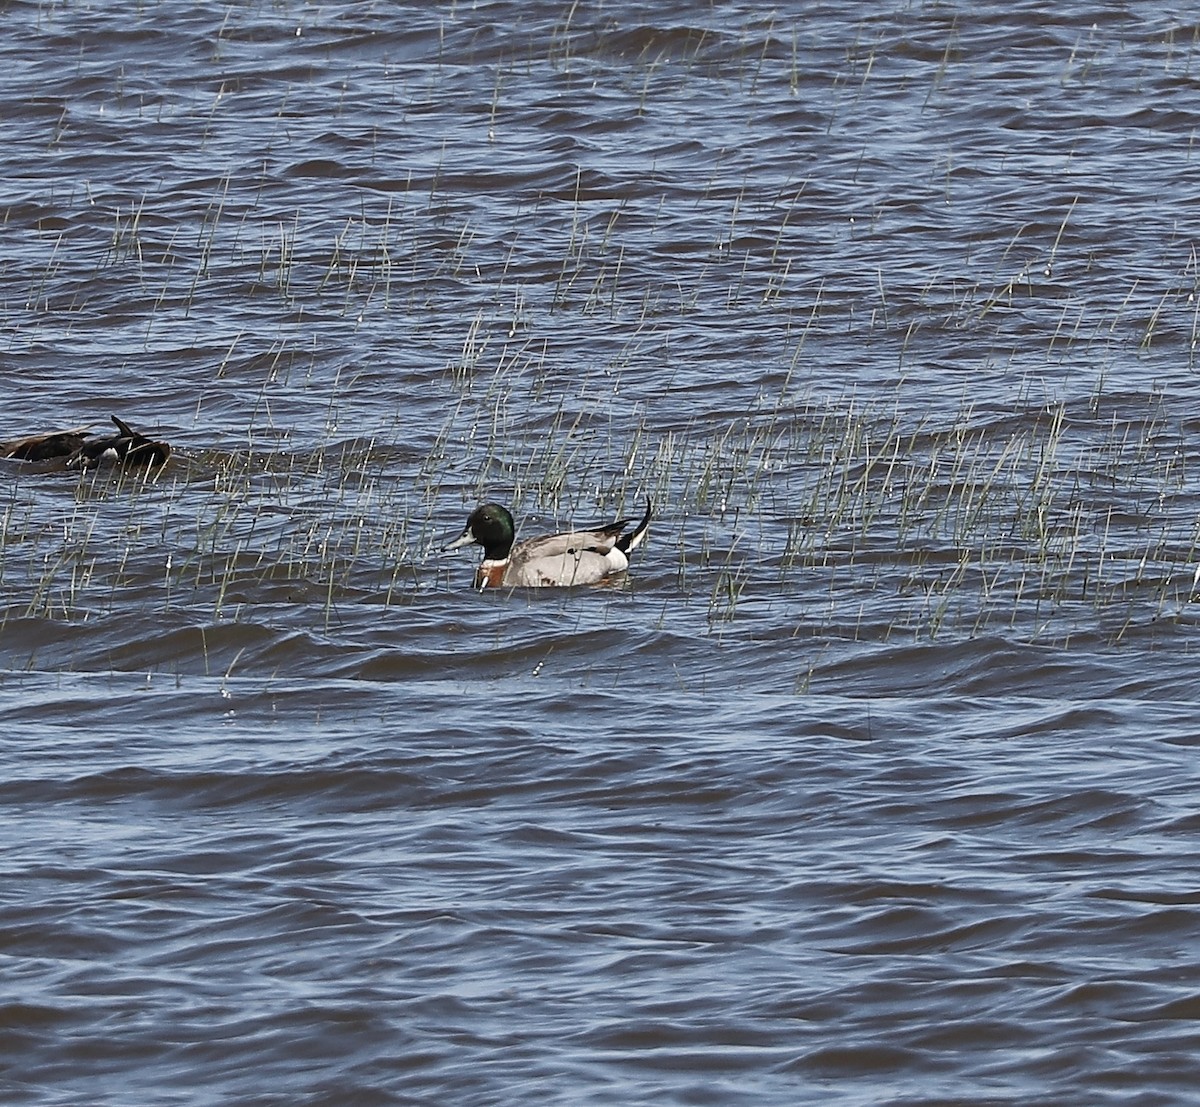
top-left (485, 529), bottom-right (640, 588)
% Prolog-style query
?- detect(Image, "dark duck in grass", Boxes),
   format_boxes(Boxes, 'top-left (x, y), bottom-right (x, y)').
top-left (1, 417), bottom-right (170, 469)
top-left (444, 499), bottom-right (652, 589)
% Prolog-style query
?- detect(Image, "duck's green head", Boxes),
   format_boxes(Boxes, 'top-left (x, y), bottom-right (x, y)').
top-left (444, 503), bottom-right (515, 560)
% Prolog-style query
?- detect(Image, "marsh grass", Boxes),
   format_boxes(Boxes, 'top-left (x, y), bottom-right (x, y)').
top-left (2, 370), bottom-right (1195, 659)
top-left (4, 3), bottom-right (1200, 674)
top-left (5, 336), bottom-right (1195, 662)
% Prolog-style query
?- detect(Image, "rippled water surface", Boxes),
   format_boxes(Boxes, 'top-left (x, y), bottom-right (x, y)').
top-left (4, 2), bottom-right (1200, 1103)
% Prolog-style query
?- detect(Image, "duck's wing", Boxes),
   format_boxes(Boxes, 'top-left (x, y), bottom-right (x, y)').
top-left (1, 426), bottom-right (95, 462)
top-left (516, 529), bottom-right (622, 562)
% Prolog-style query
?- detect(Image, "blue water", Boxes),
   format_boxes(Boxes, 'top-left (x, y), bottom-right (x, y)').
top-left (4, 3), bottom-right (1200, 1104)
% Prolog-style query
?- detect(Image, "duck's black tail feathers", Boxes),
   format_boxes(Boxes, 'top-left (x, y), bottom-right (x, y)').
top-left (616, 498), bottom-right (652, 555)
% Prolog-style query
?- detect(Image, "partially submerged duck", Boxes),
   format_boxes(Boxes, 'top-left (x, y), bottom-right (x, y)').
top-left (445, 498), bottom-right (652, 589)
top-left (2, 416), bottom-right (170, 470)
top-left (65, 416), bottom-right (171, 469)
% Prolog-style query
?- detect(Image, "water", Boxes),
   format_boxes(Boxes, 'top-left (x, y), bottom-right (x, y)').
top-left (3, 2), bottom-right (1200, 1103)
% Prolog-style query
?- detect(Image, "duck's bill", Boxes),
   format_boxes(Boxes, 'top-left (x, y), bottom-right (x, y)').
top-left (442, 527), bottom-right (476, 552)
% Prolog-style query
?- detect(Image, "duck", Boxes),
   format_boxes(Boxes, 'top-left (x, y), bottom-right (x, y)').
top-left (1, 425), bottom-right (95, 462)
top-left (2, 416), bottom-right (171, 469)
top-left (65, 416), bottom-right (171, 469)
top-left (444, 498), bottom-right (652, 589)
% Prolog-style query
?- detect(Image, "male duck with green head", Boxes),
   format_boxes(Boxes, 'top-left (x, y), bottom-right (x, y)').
top-left (445, 499), bottom-right (652, 589)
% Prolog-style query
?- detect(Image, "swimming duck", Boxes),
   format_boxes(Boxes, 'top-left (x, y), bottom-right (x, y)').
top-left (445, 498), bottom-right (652, 589)
top-left (1, 425), bottom-right (95, 462)
top-left (65, 416), bottom-right (171, 469)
